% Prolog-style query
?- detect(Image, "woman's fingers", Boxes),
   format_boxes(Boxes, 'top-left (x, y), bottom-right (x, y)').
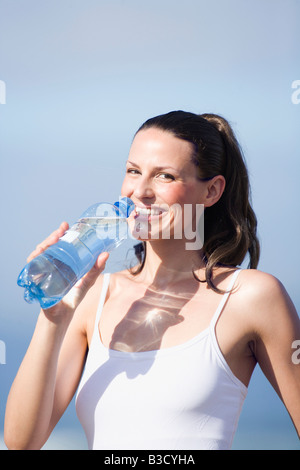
top-left (25, 222), bottom-right (110, 311)
top-left (95, 251), bottom-right (110, 270)
top-left (79, 252), bottom-right (109, 292)
top-left (27, 222), bottom-right (69, 262)
top-left (60, 252), bottom-right (110, 310)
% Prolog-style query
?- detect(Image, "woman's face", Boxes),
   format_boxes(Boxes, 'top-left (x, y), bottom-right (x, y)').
top-left (121, 127), bottom-right (208, 241)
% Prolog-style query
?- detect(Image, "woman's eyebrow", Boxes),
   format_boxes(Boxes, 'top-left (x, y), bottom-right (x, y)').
top-left (126, 160), bottom-right (179, 172)
top-left (126, 160), bottom-right (139, 167)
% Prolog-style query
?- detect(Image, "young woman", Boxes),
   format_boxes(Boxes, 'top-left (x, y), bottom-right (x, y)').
top-left (5, 111), bottom-right (300, 450)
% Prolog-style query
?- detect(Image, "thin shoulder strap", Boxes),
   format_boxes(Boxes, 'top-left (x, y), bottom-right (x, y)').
top-left (94, 272), bottom-right (111, 327)
top-left (210, 268), bottom-right (242, 329)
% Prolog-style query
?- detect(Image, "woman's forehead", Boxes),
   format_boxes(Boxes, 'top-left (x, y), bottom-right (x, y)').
top-left (130, 128), bottom-right (194, 164)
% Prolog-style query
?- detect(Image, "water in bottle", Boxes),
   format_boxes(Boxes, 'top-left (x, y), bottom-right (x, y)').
top-left (17, 197), bottom-right (135, 309)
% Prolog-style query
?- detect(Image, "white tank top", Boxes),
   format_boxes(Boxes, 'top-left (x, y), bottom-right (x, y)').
top-left (76, 269), bottom-right (247, 450)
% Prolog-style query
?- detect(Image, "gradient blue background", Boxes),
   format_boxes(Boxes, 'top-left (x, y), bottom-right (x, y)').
top-left (0, 0), bottom-right (299, 450)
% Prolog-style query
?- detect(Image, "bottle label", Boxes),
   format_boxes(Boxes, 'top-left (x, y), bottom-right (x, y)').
top-left (60, 230), bottom-right (79, 243)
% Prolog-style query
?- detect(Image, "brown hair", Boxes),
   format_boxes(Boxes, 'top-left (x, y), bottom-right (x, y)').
top-left (130, 110), bottom-right (260, 292)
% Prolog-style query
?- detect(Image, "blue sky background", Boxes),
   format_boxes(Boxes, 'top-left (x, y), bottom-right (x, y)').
top-left (0, 0), bottom-right (299, 450)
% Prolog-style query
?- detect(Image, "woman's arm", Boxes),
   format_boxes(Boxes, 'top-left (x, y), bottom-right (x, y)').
top-left (250, 272), bottom-right (300, 437)
top-left (4, 307), bottom-right (81, 450)
top-left (4, 223), bottom-right (108, 450)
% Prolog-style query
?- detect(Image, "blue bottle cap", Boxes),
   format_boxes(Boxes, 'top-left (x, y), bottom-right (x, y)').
top-left (114, 197), bottom-right (135, 217)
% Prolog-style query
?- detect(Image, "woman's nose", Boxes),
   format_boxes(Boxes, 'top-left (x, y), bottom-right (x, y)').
top-left (133, 176), bottom-right (155, 201)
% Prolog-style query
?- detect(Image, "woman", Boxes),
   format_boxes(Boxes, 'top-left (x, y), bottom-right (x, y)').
top-left (5, 111), bottom-right (300, 450)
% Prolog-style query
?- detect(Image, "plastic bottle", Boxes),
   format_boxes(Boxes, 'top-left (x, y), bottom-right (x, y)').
top-left (17, 197), bottom-right (135, 309)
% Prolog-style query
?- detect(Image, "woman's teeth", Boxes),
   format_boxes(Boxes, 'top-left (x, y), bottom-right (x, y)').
top-left (135, 207), bottom-right (164, 216)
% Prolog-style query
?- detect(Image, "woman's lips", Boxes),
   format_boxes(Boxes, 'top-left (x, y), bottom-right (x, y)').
top-left (128, 204), bottom-right (174, 240)
top-left (134, 205), bottom-right (168, 220)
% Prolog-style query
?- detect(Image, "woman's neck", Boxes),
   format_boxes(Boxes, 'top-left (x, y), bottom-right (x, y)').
top-left (136, 239), bottom-right (205, 289)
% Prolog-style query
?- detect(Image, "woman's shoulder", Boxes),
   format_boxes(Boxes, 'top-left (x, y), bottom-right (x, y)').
top-left (238, 267), bottom-right (283, 289)
top-left (213, 267), bottom-right (287, 313)
top-left (211, 266), bottom-right (283, 296)
top-left (237, 268), bottom-right (288, 301)
top-left (234, 268), bottom-right (298, 335)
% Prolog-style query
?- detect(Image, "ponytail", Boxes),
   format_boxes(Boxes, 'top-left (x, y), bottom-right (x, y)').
top-left (199, 113), bottom-right (260, 291)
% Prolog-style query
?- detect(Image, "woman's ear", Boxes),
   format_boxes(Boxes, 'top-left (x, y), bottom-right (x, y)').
top-left (204, 175), bottom-right (226, 207)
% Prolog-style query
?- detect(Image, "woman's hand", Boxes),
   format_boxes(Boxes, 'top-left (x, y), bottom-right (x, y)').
top-left (26, 221), bottom-right (70, 263)
top-left (28, 221), bottom-right (109, 316)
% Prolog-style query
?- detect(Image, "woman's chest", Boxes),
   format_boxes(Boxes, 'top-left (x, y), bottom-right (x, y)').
top-left (98, 287), bottom-right (224, 352)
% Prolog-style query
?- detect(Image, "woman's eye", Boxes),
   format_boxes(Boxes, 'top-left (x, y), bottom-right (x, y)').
top-left (126, 168), bottom-right (140, 175)
top-left (157, 173), bottom-right (175, 181)
top-left (126, 169), bottom-right (175, 181)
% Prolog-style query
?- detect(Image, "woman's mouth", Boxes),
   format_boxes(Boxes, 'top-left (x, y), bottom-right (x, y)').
top-left (128, 204), bottom-right (174, 241)
top-left (134, 205), bottom-right (168, 220)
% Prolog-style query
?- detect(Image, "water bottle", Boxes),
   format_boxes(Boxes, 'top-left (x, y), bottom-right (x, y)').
top-left (17, 197), bottom-right (135, 309)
